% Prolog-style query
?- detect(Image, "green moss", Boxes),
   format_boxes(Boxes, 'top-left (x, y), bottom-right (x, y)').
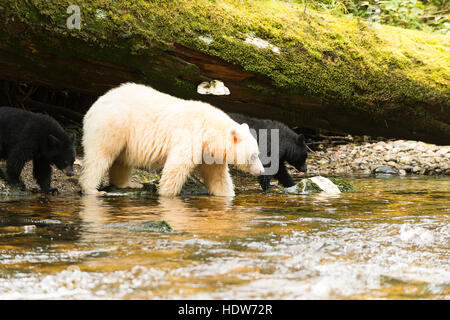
top-left (126, 220), bottom-right (173, 233)
top-left (293, 179), bottom-right (323, 194)
top-left (1, 0), bottom-right (448, 124)
top-left (329, 178), bottom-right (355, 192)
top-left (304, 180), bottom-right (322, 193)
top-left (100, 171), bottom-right (207, 196)
top-left (110, 220), bottom-right (173, 232)
top-left (179, 176), bottom-right (209, 195)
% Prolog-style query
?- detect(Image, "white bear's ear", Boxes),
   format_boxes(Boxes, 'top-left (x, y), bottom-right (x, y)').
top-left (240, 123), bottom-right (249, 131)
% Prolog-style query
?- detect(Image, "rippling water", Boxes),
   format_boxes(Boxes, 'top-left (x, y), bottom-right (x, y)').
top-left (0, 176), bottom-right (448, 299)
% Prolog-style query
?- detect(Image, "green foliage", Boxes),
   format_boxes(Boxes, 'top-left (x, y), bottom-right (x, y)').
top-left (356, 0), bottom-right (448, 32)
top-left (292, 0), bottom-right (449, 33)
top-left (312, 0), bottom-right (350, 14)
top-left (2, 0), bottom-right (448, 125)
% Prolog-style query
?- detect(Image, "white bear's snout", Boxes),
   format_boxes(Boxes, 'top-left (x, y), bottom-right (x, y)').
top-left (250, 163), bottom-right (265, 176)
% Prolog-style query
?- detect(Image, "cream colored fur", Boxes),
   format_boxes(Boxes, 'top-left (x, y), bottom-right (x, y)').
top-left (80, 83), bottom-right (263, 197)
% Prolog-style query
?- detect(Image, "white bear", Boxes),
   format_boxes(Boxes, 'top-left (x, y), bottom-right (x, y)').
top-left (80, 83), bottom-right (264, 197)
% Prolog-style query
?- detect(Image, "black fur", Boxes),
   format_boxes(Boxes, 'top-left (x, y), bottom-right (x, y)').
top-left (0, 107), bottom-right (76, 194)
top-left (228, 112), bottom-right (308, 191)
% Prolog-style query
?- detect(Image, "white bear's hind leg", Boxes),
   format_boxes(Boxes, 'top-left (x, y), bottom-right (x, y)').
top-left (199, 164), bottom-right (235, 197)
top-left (80, 117), bottom-right (127, 195)
top-left (80, 154), bottom-right (115, 195)
top-left (109, 161), bottom-right (142, 189)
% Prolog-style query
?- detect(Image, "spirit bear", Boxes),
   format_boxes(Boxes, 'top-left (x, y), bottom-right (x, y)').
top-left (80, 83), bottom-right (264, 197)
top-left (0, 107), bottom-right (76, 194)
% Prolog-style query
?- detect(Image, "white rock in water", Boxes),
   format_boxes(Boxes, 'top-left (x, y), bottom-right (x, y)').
top-left (309, 176), bottom-right (341, 194)
top-left (285, 185), bottom-right (298, 193)
top-left (197, 80), bottom-right (230, 95)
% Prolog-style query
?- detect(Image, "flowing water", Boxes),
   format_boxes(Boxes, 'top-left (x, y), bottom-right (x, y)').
top-left (0, 176), bottom-right (448, 299)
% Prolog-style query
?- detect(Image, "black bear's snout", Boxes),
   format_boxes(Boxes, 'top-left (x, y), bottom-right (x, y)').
top-left (63, 166), bottom-right (74, 177)
top-left (297, 163), bottom-right (307, 173)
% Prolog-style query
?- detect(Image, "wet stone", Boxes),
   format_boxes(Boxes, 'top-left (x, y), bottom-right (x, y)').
top-left (281, 176), bottom-right (354, 194)
top-left (0, 183), bottom-right (34, 197)
top-left (110, 220), bottom-right (173, 233)
top-left (403, 165), bottom-right (414, 173)
top-left (374, 166), bottom-right (398, 175)
top-left (328, 178), bottom-right (355, 192)
top-left (100, 176), bottom-right (208, 197)
top-left (179, 176), bottom-right (209, 196)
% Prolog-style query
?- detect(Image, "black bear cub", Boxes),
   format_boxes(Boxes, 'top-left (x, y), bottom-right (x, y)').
top-left (228, 113), bottom-right (308, 191)
top-left (0, 107), bottom-right (76, 194)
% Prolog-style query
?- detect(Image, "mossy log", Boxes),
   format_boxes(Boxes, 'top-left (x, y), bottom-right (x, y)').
top-left (0, 0), bottom-right (448, 144)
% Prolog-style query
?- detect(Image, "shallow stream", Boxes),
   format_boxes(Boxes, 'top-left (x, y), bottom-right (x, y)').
top-left (0, 176), bottom-right (448, 299)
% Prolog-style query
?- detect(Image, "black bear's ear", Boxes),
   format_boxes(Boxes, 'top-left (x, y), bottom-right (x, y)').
top-left (69, 133), bottom-right (76, 144)
top-left (48, 134), bottom-right (61, 148)
top-left (296, 134), bottom-right (305, 145)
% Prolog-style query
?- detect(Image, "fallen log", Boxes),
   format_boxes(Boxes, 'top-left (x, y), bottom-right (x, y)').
top-left (0, 0), bottom-right (448, 144)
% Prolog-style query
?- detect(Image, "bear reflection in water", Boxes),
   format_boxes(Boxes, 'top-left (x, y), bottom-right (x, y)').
top-left (79, 195), bottom-right (246, 242)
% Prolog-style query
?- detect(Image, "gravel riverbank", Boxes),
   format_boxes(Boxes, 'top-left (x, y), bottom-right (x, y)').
top-left (1, 139), bottom-right (449, 195)
top-left (299, 139), bottom-right (450, 177)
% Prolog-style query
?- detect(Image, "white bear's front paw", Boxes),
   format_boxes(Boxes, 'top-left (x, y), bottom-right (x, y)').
top-left (83, 189), bottom-right (106, 196)
top-left (210, 189), bottom-right (235, 197)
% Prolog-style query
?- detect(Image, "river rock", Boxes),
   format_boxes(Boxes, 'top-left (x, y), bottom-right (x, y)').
top-left (100, 176), bottom-right (208, 197)
top-left (282, 176), bottom-right (354, 194)
top-left (125, 221), bottom-right (173, 232)
top-left (403, 165), bottom-right (413, 173)
top-left (412, 166), bottom-right (421, 173)
top-left (0, 182), bottom-right (34, 196)
top-left (373, 165), bottom-right (398, 175)
top-left (108, 220), bottom-right (173, 233)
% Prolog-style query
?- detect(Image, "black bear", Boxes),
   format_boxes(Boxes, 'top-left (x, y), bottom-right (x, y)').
top-left (0, 107), bottom-right (76, 194)
top-left (228, 113), bottom-right (308, 191)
